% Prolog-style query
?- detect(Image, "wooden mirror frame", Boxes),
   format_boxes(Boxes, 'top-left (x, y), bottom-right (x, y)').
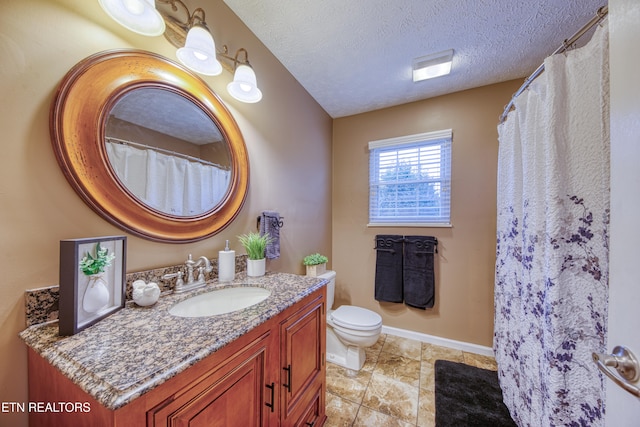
top-left (50, 50), bottom-right (249, 243)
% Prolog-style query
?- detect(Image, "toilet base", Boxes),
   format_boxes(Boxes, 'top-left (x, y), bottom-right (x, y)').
top-left (326, 327), bottom-right (366, 370)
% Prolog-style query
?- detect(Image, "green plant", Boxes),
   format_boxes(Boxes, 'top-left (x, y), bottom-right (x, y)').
top-left (238, 232), bottom-right (274, 260)
top-left (303, 253), bottom-right (328, 266)
top-left (79, 242), bottom-right (116, 276)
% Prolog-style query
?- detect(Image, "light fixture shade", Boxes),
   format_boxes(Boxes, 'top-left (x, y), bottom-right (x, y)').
top-left (227, 65), bottom-right (262, 103)
top-left (176, 25), bottom-right (222, 76)
top-left (98, 0), bottom-right (165, 36)
top-left (412, 49), bottom-right (454, 82)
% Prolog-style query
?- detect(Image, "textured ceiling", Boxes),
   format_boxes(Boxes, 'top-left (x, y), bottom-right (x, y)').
top-left (110, 88), bottom-right (222, 145)
top-left (223, 0), bottom-right (607, 118)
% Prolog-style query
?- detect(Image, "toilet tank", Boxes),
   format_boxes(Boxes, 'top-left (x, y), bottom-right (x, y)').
top-left (317, 270), bottom-right (336, 309)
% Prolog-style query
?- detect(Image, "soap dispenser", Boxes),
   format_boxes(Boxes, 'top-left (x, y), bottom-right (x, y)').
top-left (218, 240), bottom-right (235, 282)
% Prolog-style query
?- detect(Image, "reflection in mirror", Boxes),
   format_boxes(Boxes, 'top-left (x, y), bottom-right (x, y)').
top-left (105, 88), bottom-right (232, 217)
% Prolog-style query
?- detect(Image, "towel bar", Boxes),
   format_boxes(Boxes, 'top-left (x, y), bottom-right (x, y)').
top-left (404, 237), bottom-right (438, 254)
top-left (373, 247), bottom-right (396, 253)
top-left (374, 237), bottom-right (404, 253)
top-left (256, 215), bottom-right (284, 230)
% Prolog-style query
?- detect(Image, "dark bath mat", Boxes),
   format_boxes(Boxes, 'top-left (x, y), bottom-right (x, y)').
top-left (435, 360), bottom-right (516, 427)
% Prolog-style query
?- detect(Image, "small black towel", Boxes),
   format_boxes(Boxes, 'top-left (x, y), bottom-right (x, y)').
top-left (403, 235), bottom-right (437, 309)
top-left (374, 235), bottom-right (404, 303)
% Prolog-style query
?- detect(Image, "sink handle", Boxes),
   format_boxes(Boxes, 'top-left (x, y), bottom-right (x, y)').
top-left (162, 271), bottom-right (184, 291)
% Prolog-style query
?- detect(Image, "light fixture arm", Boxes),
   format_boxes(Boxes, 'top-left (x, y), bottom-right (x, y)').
top-left (156, 0), bottom-right (205, 45)
top-left (188, 7), bottom-right (207, 28)
top-left (218, 46), bottom-right (252, 73)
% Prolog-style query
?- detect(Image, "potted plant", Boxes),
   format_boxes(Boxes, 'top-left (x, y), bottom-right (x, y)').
top-left (238, 232), bottom-right (274, 277)
top-left (303, 253), bottom-right (328, 277)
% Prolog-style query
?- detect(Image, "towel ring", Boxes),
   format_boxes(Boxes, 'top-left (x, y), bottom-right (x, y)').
top-left (256, 215), bottom-right (284, 230)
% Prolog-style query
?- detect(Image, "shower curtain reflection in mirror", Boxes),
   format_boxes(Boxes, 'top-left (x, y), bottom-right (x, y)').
top-left (106, 141), bottom-right (231, 216)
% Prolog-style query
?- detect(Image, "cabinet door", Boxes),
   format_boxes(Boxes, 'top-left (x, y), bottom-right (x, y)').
top-left (280, 296), bottom-right (325, 426)
top-left (149, 332), bottom-right (275, 427)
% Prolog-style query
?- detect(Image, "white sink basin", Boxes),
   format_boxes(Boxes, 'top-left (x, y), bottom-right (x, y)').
top-left (169, 287), bottom-right (271, 318)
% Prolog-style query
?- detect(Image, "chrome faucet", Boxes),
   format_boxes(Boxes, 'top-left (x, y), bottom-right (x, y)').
top-left (163, 254), bottom-right (213, 293)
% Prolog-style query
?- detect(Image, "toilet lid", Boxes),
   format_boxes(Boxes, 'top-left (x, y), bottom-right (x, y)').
top-left (331, 305), bottom-right (382, 331)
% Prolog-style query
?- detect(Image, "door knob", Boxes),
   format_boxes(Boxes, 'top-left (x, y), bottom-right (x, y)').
top-left (592, 346), bottom-right (640, 397)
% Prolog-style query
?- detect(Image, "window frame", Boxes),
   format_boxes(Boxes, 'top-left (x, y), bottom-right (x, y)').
top-left (367, 129), bottom-right (452, 228)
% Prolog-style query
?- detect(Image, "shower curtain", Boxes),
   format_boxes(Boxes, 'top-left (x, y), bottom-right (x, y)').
top-left (494, 21), bottom-right (609, 426)
top-left (106, 142), bottom-right (231, 216)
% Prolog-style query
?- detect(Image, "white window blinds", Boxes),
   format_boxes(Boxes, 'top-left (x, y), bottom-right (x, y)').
top-left (368, 129), bottom-right (452, 226)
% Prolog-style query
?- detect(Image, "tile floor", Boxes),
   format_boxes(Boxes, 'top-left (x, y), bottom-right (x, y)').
top-left (324, 334), bottom-right (498, 427)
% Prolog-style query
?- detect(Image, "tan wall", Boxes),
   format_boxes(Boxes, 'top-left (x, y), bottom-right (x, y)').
top-left (332, 80), bottom-right (521, 347)
top-left (0, 1), bottom-right (331, 425)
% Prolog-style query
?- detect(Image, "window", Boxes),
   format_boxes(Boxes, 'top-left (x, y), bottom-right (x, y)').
top-left (368, 129), bottom-right (452, 226)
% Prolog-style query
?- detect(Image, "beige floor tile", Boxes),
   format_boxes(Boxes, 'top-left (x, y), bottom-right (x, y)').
top-left (362, 334), bottom-right (387, 371)
top-left (362, 372), bottom-right (419, 424)
top-left (373, 351), bottom-right (421, 387)
top-left (419, 360), bottom-right (435, 391)
top-left (421, 343), bottom-right (464, 363)
top-left (381, 335), bottom-right (422, 360)
top-left (417, 387), bottom-right (436, 427)
top-left (353, 406), bottom-right (415, 427)
top-left (463, 352), bottom-right (498, 370)
top-left (361, 349), bottom-right (379, 372)
top-left (326, 361), bottom-right (372, 404)
top-left (325, 392), bottom-right (360, 427)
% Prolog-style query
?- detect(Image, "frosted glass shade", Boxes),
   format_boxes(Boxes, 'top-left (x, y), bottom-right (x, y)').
top-left (98, 0), bottom-right (165, 36)
top-left (227, 65), bottom-right (263, 103)
top-left (176, 25), bottom-right (222, 76)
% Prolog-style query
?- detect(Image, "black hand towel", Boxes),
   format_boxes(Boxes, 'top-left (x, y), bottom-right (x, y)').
top-left (403, 235), bottom-right (438, 309)
top-left (374, 235), bottom-right (404, 303)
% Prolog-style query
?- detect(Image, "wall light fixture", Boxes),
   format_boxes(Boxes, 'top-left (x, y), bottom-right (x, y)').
top-left (412, 49), bottom-right (454, 82)
top-left (98, 0), bottom-right (262, 103)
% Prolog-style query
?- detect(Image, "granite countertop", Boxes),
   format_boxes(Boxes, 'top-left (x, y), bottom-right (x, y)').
top-left (20, 272), bottom-right (327, 410)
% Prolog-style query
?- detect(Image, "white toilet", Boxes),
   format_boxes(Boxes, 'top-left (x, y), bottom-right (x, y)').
top-left (319, 270), bottom-right (382, 370)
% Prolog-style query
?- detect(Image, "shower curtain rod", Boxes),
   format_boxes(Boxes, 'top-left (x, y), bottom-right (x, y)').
top-left (106, 136), bottom-right (230, 170)
top-left (499, 5), bottom-right (608, 124)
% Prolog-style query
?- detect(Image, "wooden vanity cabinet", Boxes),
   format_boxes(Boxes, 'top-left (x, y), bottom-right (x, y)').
top-left (27, 287), bottom-right (326, 427)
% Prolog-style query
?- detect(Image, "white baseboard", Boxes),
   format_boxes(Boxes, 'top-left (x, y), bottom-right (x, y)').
top-left (381, 325), bottom-right (494, 357)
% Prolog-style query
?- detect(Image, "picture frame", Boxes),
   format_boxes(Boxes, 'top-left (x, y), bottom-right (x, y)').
top-left (59, 236), bottom-right (126, 336)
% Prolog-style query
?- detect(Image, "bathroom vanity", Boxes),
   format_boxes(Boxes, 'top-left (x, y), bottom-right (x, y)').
top-left (21, 272), bottom-right (327, 426)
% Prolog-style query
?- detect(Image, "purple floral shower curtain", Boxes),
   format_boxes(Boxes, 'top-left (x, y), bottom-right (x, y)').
top-left (494, 22), bottom-right (609, 426)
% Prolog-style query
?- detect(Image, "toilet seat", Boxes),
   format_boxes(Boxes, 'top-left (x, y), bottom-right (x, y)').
top-left (330, 305), bottom-right (382, 331)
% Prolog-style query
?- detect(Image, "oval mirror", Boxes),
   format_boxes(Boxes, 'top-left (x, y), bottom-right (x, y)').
top-left (50, 50), bottom-right (249, 242)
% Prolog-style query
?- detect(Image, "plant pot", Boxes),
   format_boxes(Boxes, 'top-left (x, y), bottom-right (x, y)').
top-left (82, 273), bottom-right (110, 313)
top-left (306, 263), bottom-right (326, 277)
top-left (247, 258), bottom-right (266, 277)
